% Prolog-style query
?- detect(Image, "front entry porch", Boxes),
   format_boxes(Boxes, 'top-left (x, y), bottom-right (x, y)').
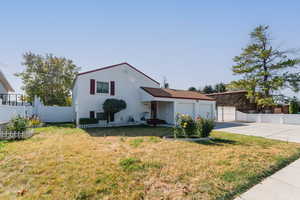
top-left (143, 101), bottom-right (175, 125)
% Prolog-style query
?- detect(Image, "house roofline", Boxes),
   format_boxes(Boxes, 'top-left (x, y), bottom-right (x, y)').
top-left (141, 87), bottom-right (215, 101)
top-left (76, 62), bottom-right (160, 85)
top-left (0, 70), bottom-right (15, 92)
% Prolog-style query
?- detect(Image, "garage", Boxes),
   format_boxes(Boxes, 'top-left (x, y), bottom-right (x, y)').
top-left (176, 103), bottom-right (195, 118)
top-left (199, 104), bottom-right (213, 118)
top-left (217, 106), bottom-right (236, 122)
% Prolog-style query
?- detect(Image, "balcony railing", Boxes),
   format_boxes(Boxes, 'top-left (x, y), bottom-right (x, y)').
top-left (0, 93), bottom-right (31, 106)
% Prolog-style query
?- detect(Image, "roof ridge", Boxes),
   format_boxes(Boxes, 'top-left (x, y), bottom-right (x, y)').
top-left (76, 62), bottom-right (160, 85)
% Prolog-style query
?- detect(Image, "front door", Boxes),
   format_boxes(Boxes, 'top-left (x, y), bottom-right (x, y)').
top-left (151, 101), bottom-right (157, 119)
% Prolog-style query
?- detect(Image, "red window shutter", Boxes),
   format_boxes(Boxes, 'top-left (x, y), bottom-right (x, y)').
top-left (110, 81), bottom-right (115, 96)
top-left (90, 79), bottom-right (95, 95)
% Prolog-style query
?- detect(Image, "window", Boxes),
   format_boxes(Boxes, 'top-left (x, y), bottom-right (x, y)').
top-left (97, 81), bottom-right (109, 94)
top-left (110, 81), bottom-right (115, 96)
top-left (96, 112), bottom-right (107, 120)
top-left (89, 111), bottom-right (95, 119)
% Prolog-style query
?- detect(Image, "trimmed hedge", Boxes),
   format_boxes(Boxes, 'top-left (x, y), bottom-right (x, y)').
top-left (79, 118), bottom-right (99, 125)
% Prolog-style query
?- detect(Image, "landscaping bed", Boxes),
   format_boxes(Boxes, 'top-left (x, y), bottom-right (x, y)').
top-left (1, 125), bottom-right (300, 199)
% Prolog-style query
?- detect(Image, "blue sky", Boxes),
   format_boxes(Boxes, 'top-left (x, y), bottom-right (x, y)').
top-left (1, 1), bottom-right (300, 97)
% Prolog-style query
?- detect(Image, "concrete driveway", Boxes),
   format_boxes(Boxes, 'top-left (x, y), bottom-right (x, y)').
top-left (215, 122), bottom-right (300, 200)
top-left (215, 122), bottom-right (300, 143)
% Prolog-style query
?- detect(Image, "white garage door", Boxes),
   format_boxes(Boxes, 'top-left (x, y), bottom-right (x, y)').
top-left (199, 104), bottom-right (213, 119)
top-left (218, 106), bottom-right (236, 122)
top-left (176, 103), bottom-right (195, 118)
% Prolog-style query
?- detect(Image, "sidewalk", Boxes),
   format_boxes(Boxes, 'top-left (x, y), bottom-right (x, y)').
top-left (235, 159), bottom-right (300, 200)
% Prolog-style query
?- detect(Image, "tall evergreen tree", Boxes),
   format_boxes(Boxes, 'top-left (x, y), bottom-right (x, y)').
top-left (232, 25), bottom-right (300, 107)
top-left (214, 83), bottom-right (227, 93)
top-left (202, 85), bottom-right (215, 94)
top-left (188, 86), bottom-right (197, 91)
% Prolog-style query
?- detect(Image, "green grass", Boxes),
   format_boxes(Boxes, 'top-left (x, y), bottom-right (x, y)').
top-left (0, 125), bottom-right (300, 200)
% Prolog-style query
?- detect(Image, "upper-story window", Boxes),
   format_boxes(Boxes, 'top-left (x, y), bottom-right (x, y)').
top-left (97, 81), bottom-right (109, 94)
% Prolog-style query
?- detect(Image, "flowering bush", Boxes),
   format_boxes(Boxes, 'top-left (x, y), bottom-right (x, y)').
top-left (29, 116), bottom-right (42, 127)
top-left (196, 117), bottom-right (215, 138)
top-left (173, 114), bottom-right (197, 137)
top-left (173, 114), bottom-right (215, 138)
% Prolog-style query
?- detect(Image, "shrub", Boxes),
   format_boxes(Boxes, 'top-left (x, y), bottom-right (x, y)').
top-left (289, 97), bottom-right (299, 114)
top-left (103, 99), bottom-right (126, 122)
top-left (79, 118), bottom-right (98, 125)
top-left (196, 118), bottom-right (215, 138)
top-left (173, 114), bottom-right (215, 138)
top-left (174, 114), bottom-right (197, 137)
top-left (6, 116), bottom-right (29, 132)
top-left (29, 116), bottom-right (42, 127)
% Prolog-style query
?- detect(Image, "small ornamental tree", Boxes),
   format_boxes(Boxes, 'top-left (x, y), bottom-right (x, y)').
top-left (289, 97), bottom-right (299, 114)
top-left (103, 99), bottom-right (127, 123)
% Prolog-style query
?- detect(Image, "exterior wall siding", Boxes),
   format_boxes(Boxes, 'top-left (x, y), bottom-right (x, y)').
top-left (74, 64), bottom-right (160, 124)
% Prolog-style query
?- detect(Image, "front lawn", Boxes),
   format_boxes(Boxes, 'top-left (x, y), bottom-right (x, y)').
top-left (1, 125), bottom-right (300, 200)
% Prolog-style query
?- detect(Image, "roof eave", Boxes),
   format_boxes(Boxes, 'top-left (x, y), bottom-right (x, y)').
top-left (0, 71), bottom-right (15, 92)
top-left (141, 87), bottom-right (215, 101)
top-left (75, 62), bottom-right (160, 85)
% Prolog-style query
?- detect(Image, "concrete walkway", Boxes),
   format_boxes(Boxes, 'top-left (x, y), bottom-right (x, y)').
top-left (215, 122), bottom-right (300, 200)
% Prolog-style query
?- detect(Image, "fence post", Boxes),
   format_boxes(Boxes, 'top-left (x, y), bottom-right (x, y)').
top-left (280, 114), bottom-right (285, 124)
top-left (258, 114), bottom-right (262, 123)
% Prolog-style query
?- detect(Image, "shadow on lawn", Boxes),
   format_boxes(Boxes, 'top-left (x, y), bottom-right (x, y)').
top-left (83, 125), bottom-right (172, 137)
top-left (195, 138), bottom-right (237, 146)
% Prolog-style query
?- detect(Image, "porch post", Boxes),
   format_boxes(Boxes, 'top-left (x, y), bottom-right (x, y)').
top-left (151, 101), bottom-right (157, 119)
top-left (173, 101), bottom-right (177, 125)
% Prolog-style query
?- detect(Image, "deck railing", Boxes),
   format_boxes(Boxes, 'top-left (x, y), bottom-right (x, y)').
top-left (0, 93), bottom-right (31, 106)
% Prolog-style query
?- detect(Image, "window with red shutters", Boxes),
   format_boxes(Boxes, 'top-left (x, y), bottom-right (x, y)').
top-left (110, 81), bottom-right (115, 96)
top-left (90, 79), bottom-right (95, 95)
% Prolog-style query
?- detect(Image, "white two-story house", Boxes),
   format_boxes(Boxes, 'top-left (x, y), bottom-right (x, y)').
top-left (72, 63), bottom-right (216, 126)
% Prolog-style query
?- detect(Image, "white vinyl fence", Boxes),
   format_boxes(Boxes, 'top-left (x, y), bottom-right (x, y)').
top-left (0, 105), bottom-right (33, 124)
top-left (0, 97), bottom-right (74, 124)
top-left (236, 111), bottom-right (300, 125)
top-left (37, 106), bottom-right (74, 123)
top-left (33, 97), bottom-right (74, 123)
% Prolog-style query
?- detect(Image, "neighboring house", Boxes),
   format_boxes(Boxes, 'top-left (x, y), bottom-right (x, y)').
top-left (72, 63), bottom-right (216, 126)
top-left (0, 69), bottom-right (15, 105)
top-left (207, 90), bottom-right (290, 122)
top-left (0, 69), bottom-right (14, 94)
top-left (207, 90), bottom-right (256, 122)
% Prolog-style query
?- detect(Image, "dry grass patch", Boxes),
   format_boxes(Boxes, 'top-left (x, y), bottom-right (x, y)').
top-left (0, 125), bottom-right (300, 200)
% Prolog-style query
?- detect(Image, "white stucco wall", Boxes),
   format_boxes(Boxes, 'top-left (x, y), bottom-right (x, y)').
top-left (236, 111), bottom-right (300, 125)
top-left (157, 102), bottom-right (174, 124)
top-left (73, 64), bottom-right (160, 124)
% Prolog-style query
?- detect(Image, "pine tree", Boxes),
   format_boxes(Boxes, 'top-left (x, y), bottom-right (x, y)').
top-left (232, 25), bottom-right (300, 107)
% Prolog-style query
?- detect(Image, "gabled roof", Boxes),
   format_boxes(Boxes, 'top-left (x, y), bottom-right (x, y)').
top-left (0, 70), bottom-right (14, 92)
top-left (76, 62), bottom-right (160, 85)
top-left (141, 87), bottom-right (215, 101)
